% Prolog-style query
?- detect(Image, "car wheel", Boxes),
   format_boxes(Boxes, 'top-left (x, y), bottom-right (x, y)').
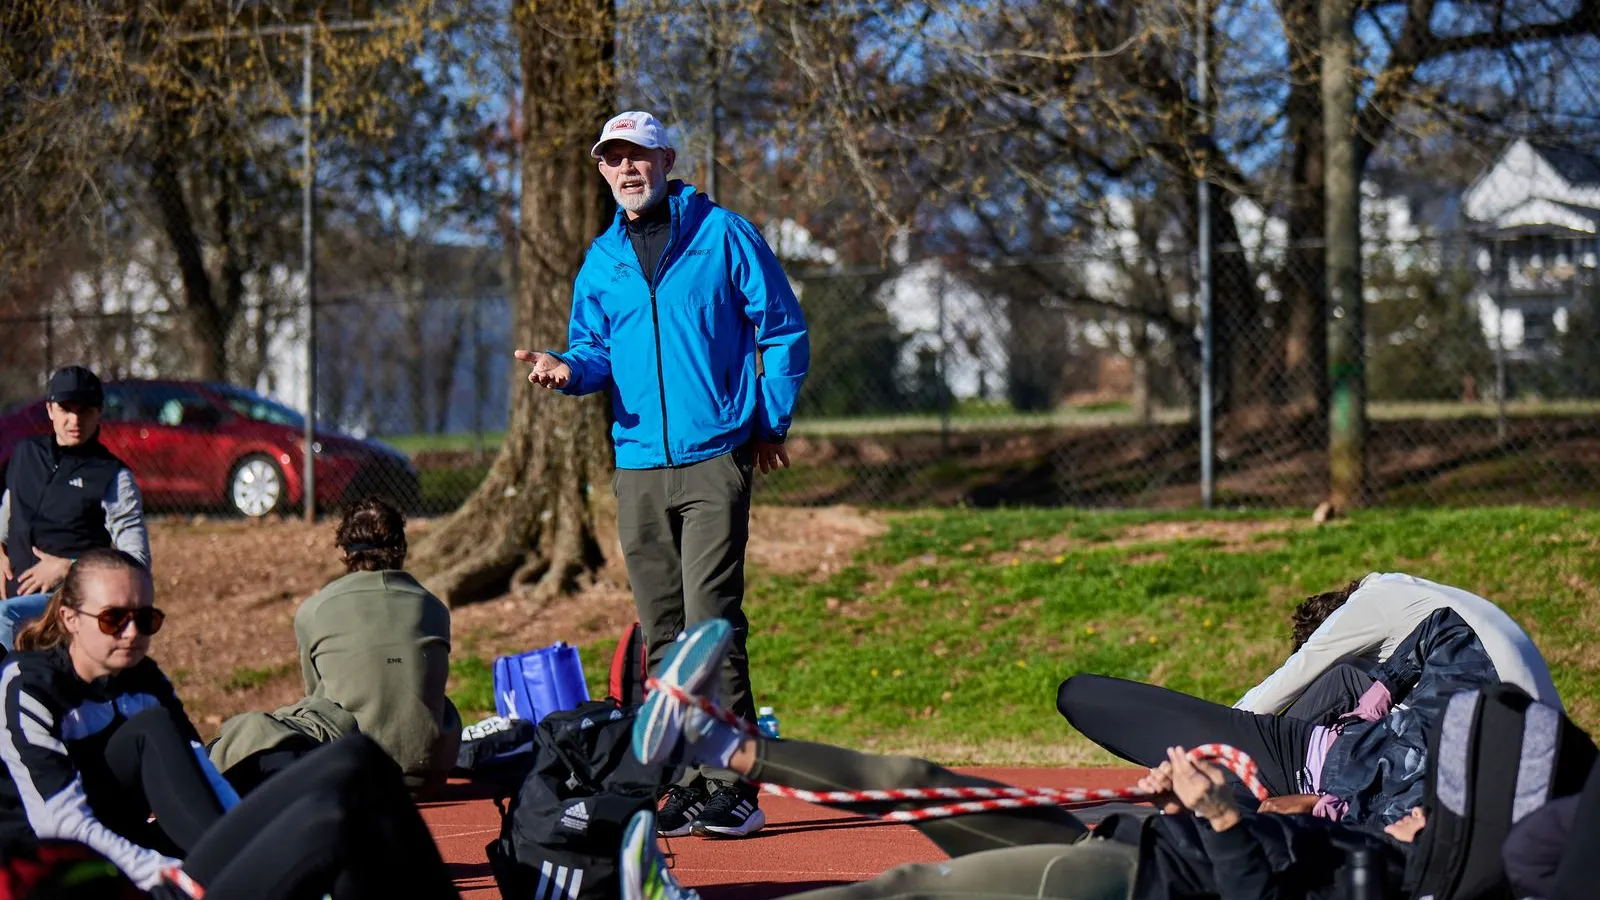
top-left (229, 455), bottom-right (286, 517)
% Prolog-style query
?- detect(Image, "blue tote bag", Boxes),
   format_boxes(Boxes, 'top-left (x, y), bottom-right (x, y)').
top-left (493, 641), bottom-right (591, 723)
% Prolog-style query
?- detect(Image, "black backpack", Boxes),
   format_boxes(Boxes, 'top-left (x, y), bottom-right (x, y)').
top-left (485, 700), bottom-right (671, 900)
top-left (1405, 684), bottom-right (1596, 900)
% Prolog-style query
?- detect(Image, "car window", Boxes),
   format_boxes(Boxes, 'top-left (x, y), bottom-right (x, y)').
top-left (212, 385), bottom-right (304, 428)
top-left (101, 385), bottom-right (135, 423)
top-left (124, 384), bottom-right (214, 427)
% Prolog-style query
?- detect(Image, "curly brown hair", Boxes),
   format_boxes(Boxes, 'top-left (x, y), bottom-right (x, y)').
top-left (1291, 579), bottom-right (1365, 650)
top-left (334, 497), bottom-right (408, 572)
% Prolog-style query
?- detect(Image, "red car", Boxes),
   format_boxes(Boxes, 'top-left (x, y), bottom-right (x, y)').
top-left (0, 380), bottom-right (420, 517)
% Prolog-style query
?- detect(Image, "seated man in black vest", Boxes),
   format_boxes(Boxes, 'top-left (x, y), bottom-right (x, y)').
top-left (0, 365), bottom-right (150, 649)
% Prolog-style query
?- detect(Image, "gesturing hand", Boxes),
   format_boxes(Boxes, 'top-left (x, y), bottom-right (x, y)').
top-left (514, 350), bottom-right (572, 390)
top-left (1166, 746), bottom-right (1240, 830)
top-left (752, 440), bottom-right (790, 474)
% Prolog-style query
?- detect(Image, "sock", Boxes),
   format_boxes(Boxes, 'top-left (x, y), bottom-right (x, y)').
top-left (685, 715), bottom-right (746, 771)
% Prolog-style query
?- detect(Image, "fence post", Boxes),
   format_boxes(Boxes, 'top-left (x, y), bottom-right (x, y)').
top-left (704, 12), bottom-right (719, 202)
top-left (43, 310), bottom-right (55, 384)
top-left (937, 267), bottom-right (951, 454)
top-left (472, 295), bottom-right (486, 462)
top-left (1195, 0), bottom-right (1215, 510)
top-left (1491, 238), bottom-right (1508, 443)
top-left (1322, 0), bottom-right (1367, 509)
top-left (301, 23), bottom-right (319, 523)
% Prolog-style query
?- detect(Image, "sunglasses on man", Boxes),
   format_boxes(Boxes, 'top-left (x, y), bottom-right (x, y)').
top-left (84, 607), bottom-right (166, 636)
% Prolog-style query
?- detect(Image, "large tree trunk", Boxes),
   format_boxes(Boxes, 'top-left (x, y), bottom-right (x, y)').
top-left (430, 300), bottom-right (466, 434)
top-left (150, 149), bottom-right (227, 382)
top-left (410, 0), bottom-right (619, 607)
top-left (1279, 0), bottom-right (1328, 418)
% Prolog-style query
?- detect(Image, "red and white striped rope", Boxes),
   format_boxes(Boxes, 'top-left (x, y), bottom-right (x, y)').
top-left (646, 678), bottom-right (1268, 823)
top-left (162, 865), bottom-right (206, 899)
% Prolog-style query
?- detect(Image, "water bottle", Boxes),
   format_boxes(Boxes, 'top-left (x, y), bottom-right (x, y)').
top-left (757, 706), bottom-right (781, 739)
top-left (1340, 847), bottom-right (1384, 900)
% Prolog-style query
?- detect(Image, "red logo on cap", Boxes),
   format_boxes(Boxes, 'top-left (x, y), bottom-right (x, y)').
top-left (612, 119), bottom-right (636, 131)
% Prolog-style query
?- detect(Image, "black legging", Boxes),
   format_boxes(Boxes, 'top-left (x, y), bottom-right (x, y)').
top-left (95, 706), bottom-right (230, 856)
top-left (1057, 674), bottom-right (1317, 798)
top-left (1280, 663), bottom-right (1372, 726)
top-left (181, 734), bottom-right (458, 900)
top-left (93, 708), bottom-right (455, 900)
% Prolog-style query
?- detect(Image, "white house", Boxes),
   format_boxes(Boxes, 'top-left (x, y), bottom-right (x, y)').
top-left (874, 256), bottom-right (1009, 401)
top-left (768, 221), bottom-right (1011, 402)
top-left (1461, 139), bottom-right (1600, 359)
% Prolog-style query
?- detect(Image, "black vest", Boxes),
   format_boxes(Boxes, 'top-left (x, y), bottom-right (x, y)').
top-left (4, 435), bottom-right (126, 595)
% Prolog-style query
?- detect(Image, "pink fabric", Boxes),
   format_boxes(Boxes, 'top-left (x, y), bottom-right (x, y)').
top-left (1353, 680), bottom-right (1393, 722)
top-left (1313, 792), bottom-right (1349, 821)
top-left (1304, 725), bottom-right (1340, 792)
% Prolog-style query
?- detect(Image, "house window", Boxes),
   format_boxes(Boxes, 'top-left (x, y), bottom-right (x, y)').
top-left (1523, 308), bottom-right (1555, 351)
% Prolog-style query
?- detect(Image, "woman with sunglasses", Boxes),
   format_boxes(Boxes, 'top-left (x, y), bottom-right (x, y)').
top-left (0, 548), bottom-right (461, 899)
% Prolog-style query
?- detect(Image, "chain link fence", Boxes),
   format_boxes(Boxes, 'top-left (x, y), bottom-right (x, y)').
top-left (3, 7), bottom-right (1596, 518)
top-left (5, 183), bottom-right (1597, 517)
top-left (777, 219), bottom-right (1600, 509)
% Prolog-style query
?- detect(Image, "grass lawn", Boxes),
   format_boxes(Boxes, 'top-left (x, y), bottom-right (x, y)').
top-left (448, 506), bottom-right (1600, 765)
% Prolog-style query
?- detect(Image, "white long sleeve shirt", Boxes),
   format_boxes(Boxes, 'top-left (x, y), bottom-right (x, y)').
top-left (1235, 572), bottom-right (1560, 714)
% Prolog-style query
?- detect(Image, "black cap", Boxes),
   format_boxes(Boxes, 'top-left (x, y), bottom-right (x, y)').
top-left (46, 365), bottom-right (104, 408)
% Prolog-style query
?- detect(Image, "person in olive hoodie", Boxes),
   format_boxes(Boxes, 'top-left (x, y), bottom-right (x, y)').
top-left (210, 497), bottom-right (459, 796)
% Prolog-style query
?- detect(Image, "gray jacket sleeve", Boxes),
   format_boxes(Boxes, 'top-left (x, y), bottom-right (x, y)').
top-left (101, 469), bottom-right (150, 568)
top-left (0, 489), bottom-right (10, 550)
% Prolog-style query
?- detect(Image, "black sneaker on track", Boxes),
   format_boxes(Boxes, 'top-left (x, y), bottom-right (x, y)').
top-left (656, 784), bottom-right (708, 838)
top-left (692, 782), bottom-right (766, 838)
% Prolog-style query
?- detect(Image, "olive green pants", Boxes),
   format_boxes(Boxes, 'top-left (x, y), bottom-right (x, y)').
top-left (617, 449), bottom-right (755, 790)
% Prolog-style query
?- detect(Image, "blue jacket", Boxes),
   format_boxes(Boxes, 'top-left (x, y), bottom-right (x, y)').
top-left (550, 182), bottom-right (810, 469)
top-left (1320, 608), bottom-right (1500, 826)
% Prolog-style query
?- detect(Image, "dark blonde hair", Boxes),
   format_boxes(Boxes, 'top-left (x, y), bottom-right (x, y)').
top-left (1291, 579), bottom-right (1365, 650)
top-left (16, 549), bottom-right (151, 652)
top-left (335, 497), bottom-right (408, 572)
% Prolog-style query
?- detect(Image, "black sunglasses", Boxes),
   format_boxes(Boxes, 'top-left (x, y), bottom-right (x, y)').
top-left (85, 607), bottom-right (165, 636)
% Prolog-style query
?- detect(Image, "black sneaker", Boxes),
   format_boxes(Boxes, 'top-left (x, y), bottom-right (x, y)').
top-left (692, 782), bottom-right (766, 837)
top-left (656, 784), bottom-right (708, 838)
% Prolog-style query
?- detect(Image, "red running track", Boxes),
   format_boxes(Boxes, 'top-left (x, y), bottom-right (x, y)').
top-left (420, 767), bottom-right (1142, 899)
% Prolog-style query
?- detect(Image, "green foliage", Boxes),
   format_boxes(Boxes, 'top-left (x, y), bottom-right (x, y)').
top-left (1552, 288), bottom-right (1600, 398)
top-left (221, 662), bottom-right (296, 693)
top-left (447, 655), bottom-right (496, 720)
top-left (1366, 268), bottom-right (1494, 402)
top-left (793, 272), bottom-right (912, 416)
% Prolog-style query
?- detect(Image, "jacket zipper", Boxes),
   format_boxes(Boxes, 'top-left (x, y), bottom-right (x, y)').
top-left (644, 203), bottom-right (679, 466)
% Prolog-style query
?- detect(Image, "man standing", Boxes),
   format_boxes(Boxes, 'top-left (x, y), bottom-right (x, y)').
top-left (0, 365), bottom-right (150, 649)
top-left (516, 111), bottom-right (809, 838)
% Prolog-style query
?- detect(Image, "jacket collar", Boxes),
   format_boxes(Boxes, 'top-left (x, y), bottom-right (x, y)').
top-left (594, 180), bottom-right (709, 265)
top-left (46, 433), bottom-right (111, 466)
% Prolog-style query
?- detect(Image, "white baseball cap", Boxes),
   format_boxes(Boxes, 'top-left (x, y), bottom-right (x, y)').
top-left (590, 111), bottom-right (673, 158)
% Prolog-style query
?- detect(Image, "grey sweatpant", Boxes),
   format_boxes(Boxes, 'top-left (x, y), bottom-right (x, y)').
top-left (615, 449), bottom-right (756, 744)
top-left (744, 739), bottom-right (1136, 899)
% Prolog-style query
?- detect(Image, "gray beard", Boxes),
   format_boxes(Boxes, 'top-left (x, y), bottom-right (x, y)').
top-left (613, 178), bottom-right (665, 215)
